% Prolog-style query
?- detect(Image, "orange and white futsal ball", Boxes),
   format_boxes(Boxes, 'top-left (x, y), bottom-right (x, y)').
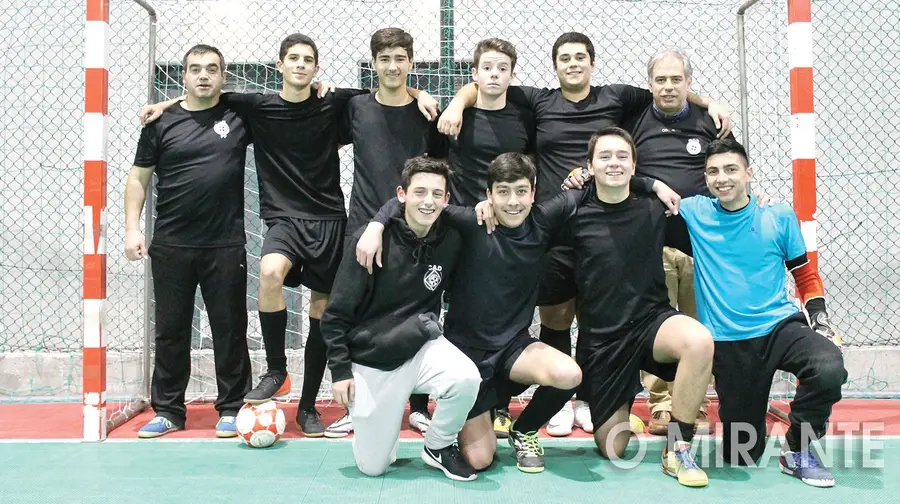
top-left (236, 400), bottom-right (286, 448)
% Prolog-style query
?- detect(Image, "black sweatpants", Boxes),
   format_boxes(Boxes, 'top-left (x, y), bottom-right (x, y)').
top-left (713, 313), bottom-right (847, 465)
top-left (148, 244), bottom-right (252, 427)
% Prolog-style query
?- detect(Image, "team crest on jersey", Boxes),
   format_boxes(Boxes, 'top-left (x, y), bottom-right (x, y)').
top-left (423, 265), bottom-right (443, 292)
top-left (686, 138), bottom-right (702, 155)
top-left (213, 120), bottom-right (230, 139)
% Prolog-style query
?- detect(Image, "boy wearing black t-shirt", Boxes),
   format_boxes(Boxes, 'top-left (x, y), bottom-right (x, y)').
top-left (441, 36), bottom-right (536, 437)
top-left (447, 38), bottom-right (534, 207)
top-left (558, 127), bottom-right (713, 488)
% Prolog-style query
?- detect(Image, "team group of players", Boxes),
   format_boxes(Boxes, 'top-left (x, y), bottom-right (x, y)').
top-left (125, 28), bottom-right (848, 488)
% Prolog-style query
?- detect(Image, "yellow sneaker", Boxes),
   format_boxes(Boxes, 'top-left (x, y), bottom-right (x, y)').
top-left (629, 414), bottom-right (645, 435)
top-left (662, 441), bottom-right (708, 487)
top-left (493, 409), bottom-right (512, 439)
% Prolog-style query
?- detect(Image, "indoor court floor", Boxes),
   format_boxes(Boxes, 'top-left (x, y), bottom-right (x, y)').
top-left (1, 400), bottom-right (897, 504)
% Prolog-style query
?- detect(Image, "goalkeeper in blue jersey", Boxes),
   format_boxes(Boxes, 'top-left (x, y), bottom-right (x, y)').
top-left (676, 139), bottom-right (847, 488)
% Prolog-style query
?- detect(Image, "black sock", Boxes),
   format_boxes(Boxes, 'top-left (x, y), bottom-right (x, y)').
top-left (409, 394), bottom-right (429, 413)
top-left (298, 317), bottom-right (327, 410)
top-left (514, 386), bottom-right (576, 433)
top-left (259, 309), bottom-right (287, 373)
top-left (539, 325), bottom-right (571, 356)
top-left (668, 414), bottom-right (695, 451)
top-left (496, 393), bottom-right (512, 413)
top-left (785, 424), bottom-right (803, 452)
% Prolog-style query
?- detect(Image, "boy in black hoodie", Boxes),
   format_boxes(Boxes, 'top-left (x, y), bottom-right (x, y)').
top-left (321, 156), bottom-right (481, 481)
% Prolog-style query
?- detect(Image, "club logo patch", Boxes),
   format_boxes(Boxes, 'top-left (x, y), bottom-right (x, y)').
top-left (423, 265), bottom-right (443, 291)
top-left (686, 138), bottom-right (702, 155)
top-left (214, 120), bottom-right (230, 139)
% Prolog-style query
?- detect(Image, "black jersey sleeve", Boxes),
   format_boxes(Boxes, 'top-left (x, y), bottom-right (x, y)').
top-left (532, 188), bottom-right (586, 233)
top-left (437, 204), bottom-right (480, 236)
top-left (665, 213), bottom-right (693, 257)
top-left (338, 96), bottom-right (355, 146)
top-left (372, 197), bottom-right (403, 226)
top-left (332, 88), bottom-right (370, 114)
top-left (630, 175), bottom-right (656, 195)
top-left (321, 238), bottom-right (373, 382)
top-left (609, 84), bottom-right (653, 125)
top-left (506, 85), bottom-right (548, 113)
top-left (133, 124), bottom-right (160, 167)
top-left (218, 92), bottom-right (265, 116)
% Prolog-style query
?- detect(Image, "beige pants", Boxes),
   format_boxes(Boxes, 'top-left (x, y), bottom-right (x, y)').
top-left (642, 247), bottom-right (710, 414)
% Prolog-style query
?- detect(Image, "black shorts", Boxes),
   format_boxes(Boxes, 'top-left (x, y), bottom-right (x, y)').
top-left (454, 330), bottom-right (537, 420)
top-left (261, 217), bottom-right (346, 293)
top-left (578, 308), bottom-right (680, 430)
top-left (536, 245), bottom-right (577, 307)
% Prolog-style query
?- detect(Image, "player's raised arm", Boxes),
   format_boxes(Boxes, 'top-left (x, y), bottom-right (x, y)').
top-left (438, 83), bottom-right (478, 136)
top-left (355, 198), bottom-right (401, 274)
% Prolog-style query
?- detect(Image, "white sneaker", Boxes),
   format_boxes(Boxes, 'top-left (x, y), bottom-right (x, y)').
top-left (546, 401), bottom-right (574, 437)
top-left (409, 410), bottom-right (432, 434)
top-left (573, 399), bottom-right (593, 432)
top-left (324, 412), bottom-right (353, 438)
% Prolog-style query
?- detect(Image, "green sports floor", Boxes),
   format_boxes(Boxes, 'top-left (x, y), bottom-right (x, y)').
top-left (2, 437), bottom-right (895, 504)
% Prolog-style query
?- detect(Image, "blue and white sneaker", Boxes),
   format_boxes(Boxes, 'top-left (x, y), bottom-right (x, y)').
top-left (215, 416), bottom-right (237, 438)
top-left (779, 449), bottom-right (835, 487)
top-left (137, 416), bottom-right (181, 439)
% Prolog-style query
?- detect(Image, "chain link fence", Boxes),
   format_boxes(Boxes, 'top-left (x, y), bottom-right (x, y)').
top-left (1, 1), bottom-right (897, 422)
top-left (744, 0), bottom-right (900, 398)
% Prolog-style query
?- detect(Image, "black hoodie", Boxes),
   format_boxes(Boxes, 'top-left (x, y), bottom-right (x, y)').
top-left (321, 214), bottom-right (462, 382)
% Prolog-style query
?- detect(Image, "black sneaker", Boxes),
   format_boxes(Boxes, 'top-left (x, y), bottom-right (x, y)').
top-left (296, 407), bottom-right (325, 437)
top-left (508, 425), bottom-right (545, 473)
top-left (421, 444), bottom-right (477, 481)
top-left (243, 370), bottom-right (289, 404)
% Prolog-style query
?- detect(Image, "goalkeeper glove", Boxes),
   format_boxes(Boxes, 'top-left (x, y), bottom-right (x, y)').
top-left (809, 310), bottom-right (843, 352)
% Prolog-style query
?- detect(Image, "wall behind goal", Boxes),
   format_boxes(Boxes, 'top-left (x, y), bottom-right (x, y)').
top-left (0, 0), bottom-right (897, 403)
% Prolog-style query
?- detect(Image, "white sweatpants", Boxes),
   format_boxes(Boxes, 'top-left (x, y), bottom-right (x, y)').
top-left (349, 336), bottom-right (481, 477)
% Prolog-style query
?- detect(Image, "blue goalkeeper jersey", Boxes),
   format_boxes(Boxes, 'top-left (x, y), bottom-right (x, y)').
top-left (679, 195), bottom-right (807, 341)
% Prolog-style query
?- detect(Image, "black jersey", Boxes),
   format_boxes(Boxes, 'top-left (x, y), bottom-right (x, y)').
top-left (628, 104), bottom-right (724, 198)
top-left (220, 89), bottom-right (366, 221)
top-left (133, 103), bottom-right (250, 247)
top-left (508, 84), bottom-right (652, 203)
top-left (559, 187), bottom-right (674, 346)
top-left (447, 103), bottom-right (534, 206)
top-left (340, 93), bottom-right (447, 234)
top-left (627, 103), bottom-right (733, 254)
